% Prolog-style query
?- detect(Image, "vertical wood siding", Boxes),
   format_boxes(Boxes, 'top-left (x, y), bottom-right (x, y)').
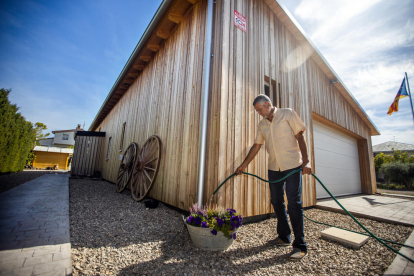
top-left (71, 136), bottom-right (105, 176)
top-left (205, 0), bottom-right (375, 215)
top-left (96, 1), bottom-right (207, 210)
top-left (94, 0), bottom-right (375, 216)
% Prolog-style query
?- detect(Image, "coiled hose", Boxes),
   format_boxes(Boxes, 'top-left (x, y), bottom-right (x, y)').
top-left (210, 169), bottom-right (414, 263)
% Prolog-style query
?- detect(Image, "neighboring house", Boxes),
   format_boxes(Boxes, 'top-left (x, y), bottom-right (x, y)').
top-left (33, 125), bottom-right (83, 169)
top-left (88, 0), bottom-right (380, 216)
top-left (373, 141), bottom-right (414, 157)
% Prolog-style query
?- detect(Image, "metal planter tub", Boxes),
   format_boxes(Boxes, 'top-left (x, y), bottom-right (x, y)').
top-left (185, 219), bottom-right (237, 251)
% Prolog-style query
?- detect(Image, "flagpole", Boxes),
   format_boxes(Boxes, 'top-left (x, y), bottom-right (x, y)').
top-left (405, 72), bottom-right (414, 126)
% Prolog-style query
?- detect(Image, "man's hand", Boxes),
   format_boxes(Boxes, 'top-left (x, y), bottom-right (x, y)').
top-left (302, 162), bottom-right (312, 175)
top-left (235, 164), bottom-right (247, 175)
top-left (234, 144), bottom-right (262, 176)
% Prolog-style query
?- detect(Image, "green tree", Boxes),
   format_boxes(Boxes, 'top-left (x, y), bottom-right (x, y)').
top-left (393, 150), bottom-right (411, 163)
top-left (0, 88), bottom-right (35, 173)
top-left (34, 122), bottom-right (50, 145)
top-left (26, 150), bottom-right (36, 166)
top-left (380, 162), bottom-right (414, 189)
top-left (374, 152), bottom-right (394, 173)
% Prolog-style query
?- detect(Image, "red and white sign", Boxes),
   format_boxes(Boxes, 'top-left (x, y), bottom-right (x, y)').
top-left (234, 10), bottom-right (246, 33)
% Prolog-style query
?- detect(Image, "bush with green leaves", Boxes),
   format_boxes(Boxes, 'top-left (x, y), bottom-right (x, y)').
top-left (379, 162), bottom-right (414, 190)
top-left (0, 88), bottom-right (36, 173)
top-left (374, 150), bottom-right (414, 173)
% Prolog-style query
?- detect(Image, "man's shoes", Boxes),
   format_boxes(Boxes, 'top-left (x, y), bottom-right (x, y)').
top-left (289, 248), bottom-right (307, 260)
top-left (268, 237), bottom-right (291, 246)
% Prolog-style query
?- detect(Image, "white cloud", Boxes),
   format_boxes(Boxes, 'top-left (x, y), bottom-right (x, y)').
top-left (295, 0), bottom-right (382, 40)
top-left (287, 0), bottom-right (414, 146)
top-left (348, 62), bottom-right (414, 108)
top-left (372, 128), bottom-right (414, 145)
top-left (366, 109), bottom-right (414, 145)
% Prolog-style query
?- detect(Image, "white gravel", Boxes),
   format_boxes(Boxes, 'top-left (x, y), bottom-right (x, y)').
top-left (69, 178), bottom-right (413, 275)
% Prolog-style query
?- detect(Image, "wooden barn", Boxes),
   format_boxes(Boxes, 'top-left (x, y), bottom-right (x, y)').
top-left (87, 0), bottom-right (380, 217)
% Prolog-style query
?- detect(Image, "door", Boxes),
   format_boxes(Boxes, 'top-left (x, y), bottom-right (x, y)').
top-left (313, 121), bottom-right (362, 199)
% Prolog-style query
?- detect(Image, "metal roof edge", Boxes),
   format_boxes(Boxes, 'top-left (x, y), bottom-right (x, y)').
top-left (89, 0), bottom-right (175, 131)
top-left (274, 0), bottom-right (380, 136)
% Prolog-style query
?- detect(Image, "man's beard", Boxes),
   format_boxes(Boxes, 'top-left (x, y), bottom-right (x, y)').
top-left (263, 110), bottom-right (271, 119)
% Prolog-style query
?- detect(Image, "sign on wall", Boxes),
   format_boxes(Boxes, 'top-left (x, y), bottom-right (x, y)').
top-left (234, 10), bottom-right (246, 33)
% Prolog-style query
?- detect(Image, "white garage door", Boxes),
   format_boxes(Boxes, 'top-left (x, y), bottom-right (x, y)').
top-left (313, 121), bottom-right (361, 199)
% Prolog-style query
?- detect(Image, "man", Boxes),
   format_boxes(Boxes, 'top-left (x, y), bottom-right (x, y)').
top-left (235, 94), bottom-right (312, 260)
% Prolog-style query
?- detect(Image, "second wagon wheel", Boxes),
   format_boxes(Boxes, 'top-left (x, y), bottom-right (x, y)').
top-left (130, 135), bottom-right (162, 201)
top-left (116, 142), bottom-right (138, 193)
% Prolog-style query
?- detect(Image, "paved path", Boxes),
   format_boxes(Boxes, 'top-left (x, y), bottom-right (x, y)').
top-left (0, 174), bottom-right (72, 276)
top-left (316, 194), bottom-right (414, 275)
top-left (316, 194), bottom-right (414, 226)
top-left (378, 189), bottom-right (414, 196)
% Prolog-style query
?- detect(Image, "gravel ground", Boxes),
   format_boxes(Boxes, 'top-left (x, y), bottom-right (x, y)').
top-left (69, 178), bottom-right (413, 276)
top-left (0, 170), bottom-right (67, 193)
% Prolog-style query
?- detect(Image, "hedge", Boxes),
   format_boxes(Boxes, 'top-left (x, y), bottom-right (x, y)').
top-left (0, 88), bottom-right (35, 173)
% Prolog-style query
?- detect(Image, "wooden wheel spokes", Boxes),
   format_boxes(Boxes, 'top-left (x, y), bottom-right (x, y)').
top-left (116, 143), bottom-right (138, 193)
top-left (131, 136), bottom-right (161, 201)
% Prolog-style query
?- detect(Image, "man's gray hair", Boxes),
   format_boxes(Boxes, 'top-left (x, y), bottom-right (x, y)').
top-left (253, 94), bottom-right (272, 106)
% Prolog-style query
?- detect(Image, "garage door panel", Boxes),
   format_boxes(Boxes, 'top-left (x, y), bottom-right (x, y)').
top-left (315, 149), bottom-right (360, 171)
top-left (314, 121), bottom-right (361, 199)
top-left (315, 173), bottom-right (361, 198)
top-left (314, 133), bottom-right (358, 158)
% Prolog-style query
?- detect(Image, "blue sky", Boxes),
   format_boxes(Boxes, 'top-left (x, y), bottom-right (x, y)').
top-left (1, 0), bottom-right (413, 145)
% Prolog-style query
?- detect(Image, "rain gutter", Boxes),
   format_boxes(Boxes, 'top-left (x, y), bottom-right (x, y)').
top-left (196, 0), bottom-right (214, 206)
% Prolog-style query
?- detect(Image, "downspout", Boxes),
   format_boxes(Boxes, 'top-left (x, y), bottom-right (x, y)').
top-left (196, 0), bottom-right (214, 207)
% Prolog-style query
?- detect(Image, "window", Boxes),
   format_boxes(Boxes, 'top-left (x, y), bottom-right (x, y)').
top-left (264, 76), bottom-right (280, 107)
top-left (264, 76), bottom-right (270, 98)
top-left (278, 83), bottom-right (282, 108)
top-left (62, 134), bottom-right (69, 140)
top-left (119, 122), bottom-right (126, 151)
top-left (106, 137), bottom-right (112, 160)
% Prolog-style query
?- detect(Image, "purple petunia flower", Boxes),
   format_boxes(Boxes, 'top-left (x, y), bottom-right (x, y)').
top-left (194, 217), bottom-right (202, 226)
top-left (201, 221), bottom-right (208, 228)
top-left (187, 216), bottom-right (194, 223)
top-left (231, 221), bottom-right (236, 230)
top-left (211, 229), bottom-right (217, 235)
top-left (233, 233), bottom-right (237, 240)
top-left (216, 218), bottom-right (224, 227)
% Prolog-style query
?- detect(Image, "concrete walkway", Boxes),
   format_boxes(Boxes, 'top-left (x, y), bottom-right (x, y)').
top-left (316, 194), bottom-right (414, 226)
top-left (0, 174), bottom-right (72, 276)
top-left (316, 194), bottom-right (414, 275)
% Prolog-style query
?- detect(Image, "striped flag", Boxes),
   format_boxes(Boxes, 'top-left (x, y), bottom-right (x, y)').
top-left (387, 77), bottom-right (409, 115)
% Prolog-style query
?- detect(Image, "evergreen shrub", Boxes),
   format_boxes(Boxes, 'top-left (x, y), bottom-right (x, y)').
top-left (0, 88), bottom-right (35, 173)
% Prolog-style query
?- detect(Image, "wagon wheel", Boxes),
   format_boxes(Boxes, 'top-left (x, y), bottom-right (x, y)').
top-left (130, 136), bottom-right (162, 201)
top-left (116, 142), bottom-right (138, 193)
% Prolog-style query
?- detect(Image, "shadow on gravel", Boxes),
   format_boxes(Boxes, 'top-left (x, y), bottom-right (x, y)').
top-left (69, 178), bottom-right (414, 275)
top-left (69, 179), bottom-right (294, 275)
top-left (117, 236), bottom-right (291, 275)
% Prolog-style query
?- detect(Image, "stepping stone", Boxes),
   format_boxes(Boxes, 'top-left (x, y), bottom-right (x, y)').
top-left (320, 227), bottom-right (370, 249)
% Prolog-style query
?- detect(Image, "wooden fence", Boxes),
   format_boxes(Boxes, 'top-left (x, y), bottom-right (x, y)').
top-left (71, 131), bottom-right (106, 176)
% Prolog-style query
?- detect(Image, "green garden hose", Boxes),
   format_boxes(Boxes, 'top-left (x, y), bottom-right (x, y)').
top-left (211, 169), bottom-right (414, 263)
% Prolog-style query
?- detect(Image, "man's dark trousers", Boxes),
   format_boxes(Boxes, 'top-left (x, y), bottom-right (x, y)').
top-left (268, 166), bottom-right (307, 252)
